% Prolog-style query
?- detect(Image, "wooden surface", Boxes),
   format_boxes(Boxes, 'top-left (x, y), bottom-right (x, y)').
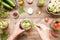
top-left (1, 0), bottom-right (60, 40)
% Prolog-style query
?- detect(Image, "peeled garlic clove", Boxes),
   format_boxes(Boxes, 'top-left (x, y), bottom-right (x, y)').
top-left (27, 8), bottom-right (33, 14)
top-left (38, 11), bottom-right (41, 14)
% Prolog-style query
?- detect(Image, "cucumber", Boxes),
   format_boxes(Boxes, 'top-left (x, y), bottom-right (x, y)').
top-left (0, 22), bottom-right (3, 29)
top-left (0, 0), bottom-right (1, 3)
top-left (6, 0), bottom-right (15, 7)
top-left (2, 1), bottom-right (12, 9)
top-left (0, 0), bottom-right (2, 3)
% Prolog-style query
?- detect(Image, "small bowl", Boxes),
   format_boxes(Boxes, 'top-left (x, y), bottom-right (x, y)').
top-left (0, 20), bottom-right (9, 30)
top-left (50, 19), bottom-right (60, 31)
top-left (50, 19), bottom-right (60, 38)
top-left (20, 22), bottom-right (32, 31)
top-left (0, 20), bottom-right (9, 34)
top-left (19, 19), bottom-right (33, 31)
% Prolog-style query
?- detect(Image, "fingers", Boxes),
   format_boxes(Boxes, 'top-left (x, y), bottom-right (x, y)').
top-left (36, 24), bottom-right (51, 40)
top-left (36, 24), bottom-right (51, 35)
top-left (36, 27), bottom-right (51, 40)
top-left (16, 20), bottom-right (21, 27)
top-left (15, 20), bottom-right (22, 30)
top-left (7, 20), bottom-right (24, 40)
top-left (36, 24), bottom-right (51, 31)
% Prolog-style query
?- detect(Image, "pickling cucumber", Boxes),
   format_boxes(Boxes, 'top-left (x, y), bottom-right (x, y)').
top-left (5, 0), bottom-right (15, 7)
top-left (0, 0), bottom-right (1, 3)
top-left (2, 1), bottom-right (12, 9)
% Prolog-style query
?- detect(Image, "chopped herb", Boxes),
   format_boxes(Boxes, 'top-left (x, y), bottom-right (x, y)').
top-left (18, 8), bottom-right (25, 14)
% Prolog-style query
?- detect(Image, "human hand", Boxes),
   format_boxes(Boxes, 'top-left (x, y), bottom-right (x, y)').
top-left (7, 20), bottom-right (25, 40)
top-left (36, 24), bottom-right (51, 40)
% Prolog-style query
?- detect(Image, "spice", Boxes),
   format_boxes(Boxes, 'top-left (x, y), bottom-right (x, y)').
top-left (13, 12), bottom-right (19, 18)
top-left (13, 12), bottom-right (18, 16)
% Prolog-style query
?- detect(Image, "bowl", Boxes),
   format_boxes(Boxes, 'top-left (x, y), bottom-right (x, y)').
top-left (47, 8), bottom-right (60, 16)
top-left (20, 23), bottom-right (32, 31)
top-left (47, 0), bottom-right (60, 16)
top-left (19, 19), bottom-right (34, 31)
top-left (0, 20), bottom-right (8, 30)
top-left (50, 19), bottom-right (60, 31)
top-left (50, 19), bottom-right (60, 38)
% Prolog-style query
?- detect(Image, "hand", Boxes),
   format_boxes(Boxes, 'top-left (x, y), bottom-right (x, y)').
top-left (7, 20), bottom-right (25, 40)
top-left (36, 24), bottom-right (51, 40)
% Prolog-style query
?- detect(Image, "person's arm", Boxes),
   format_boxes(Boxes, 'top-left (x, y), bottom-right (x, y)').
top-left (7, 20), bottom-right (25, 40)
top-left (36, 24), bottom-right (51, 40)
top-left (7, 30), bottom-right (24, 40)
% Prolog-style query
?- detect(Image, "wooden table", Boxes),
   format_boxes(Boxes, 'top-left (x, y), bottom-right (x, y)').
top-left (1, 0), bottom-right (60, 40)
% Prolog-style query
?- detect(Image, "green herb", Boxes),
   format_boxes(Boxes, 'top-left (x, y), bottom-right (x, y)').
top-left (18, 8), bottom-right (25, 14)
top-left (0, 33), bottom-right (8, 40)
top-left (0, 3), bottom-right (9, 18)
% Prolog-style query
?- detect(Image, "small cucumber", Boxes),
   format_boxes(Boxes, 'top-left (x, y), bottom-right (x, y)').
top-left (0, 0), bottom-right (1, 3)
top-left (2, 1), bottom-right (12, 9)
top-left (0, 0), bottom-right (2, 3)
top-left (6, 0), bottom-right (15, 7)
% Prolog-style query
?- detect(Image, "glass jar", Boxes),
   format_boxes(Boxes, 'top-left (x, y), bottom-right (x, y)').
top-left (37, 0), bottom-right (45, 7)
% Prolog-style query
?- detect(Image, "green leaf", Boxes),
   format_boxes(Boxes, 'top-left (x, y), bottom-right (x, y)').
top-left (0, 33), bottom-right (8, 40)
top-left (18, 8), bottom-right (25, 14)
